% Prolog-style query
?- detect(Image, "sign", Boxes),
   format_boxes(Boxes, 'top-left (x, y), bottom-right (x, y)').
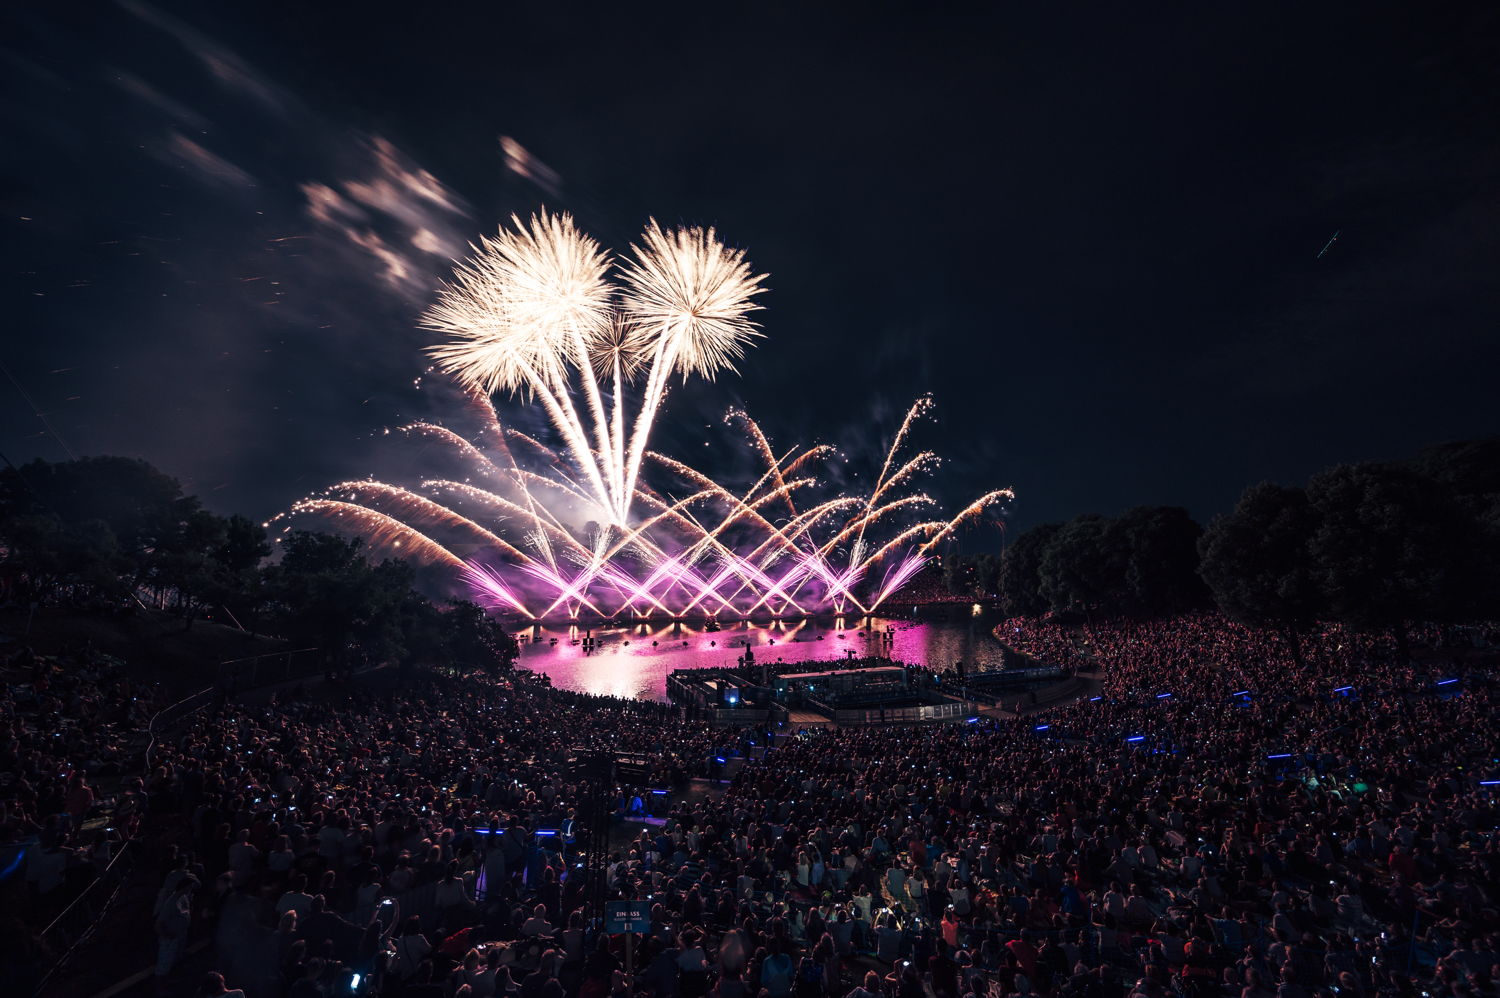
top-left (605, 901), bottom-right (650, 934)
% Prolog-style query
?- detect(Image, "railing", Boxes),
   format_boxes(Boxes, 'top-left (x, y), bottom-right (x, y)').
top-left (215, 647), bottom-right (323, 694)
top-left (32, 685), bottom-right (215, 996)
top-left (966, 664), bottom-right (1065, 686)
top-left (830, 699), bottom-right (972, 725)
top-left (708, 704), bottom-right (789, 726)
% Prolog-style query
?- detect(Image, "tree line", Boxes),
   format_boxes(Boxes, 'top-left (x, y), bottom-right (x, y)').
top-left (0, 456), bottom-right (518, 674)
top-left (947, 437), bottom-right (1500, 654)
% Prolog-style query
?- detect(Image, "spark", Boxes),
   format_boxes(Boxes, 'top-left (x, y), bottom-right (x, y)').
top-left (286, 500), bottom-right (465, 569)
top-left (284, 212), bottom-right (1008, 620)
top-left (288, 388), bottom-right (1007, 619)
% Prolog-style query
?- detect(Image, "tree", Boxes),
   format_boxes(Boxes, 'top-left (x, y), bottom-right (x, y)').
top-left (971, 552), bottom-right (1002, 597)
top-left (1403, 437), bottom-right (1500, 507)
top-left (204, 515), bottom-right (272, 630)
top-left (998, 523), bottom-right (1060, 616)
top-left (1307, 463), bottom-right (1486, 657)
top-left (1112, 506), bottom-right (1207, 617)
top-left (942, 551), bottom-right (1003, 599)
top-left (1038, 515), bottom-right (1127, 613)
top-left (444, 599), bottom-right (520, 674)
top-left (0, 456), bottom-right (220, 606)
top-left (0, 512), bottom-right (124, 600)
top-left (264, 533), bottom-right (415, 671)
top-left (1404, 438), bottom-right (1500, 609)
top-left (941, 553), bottom-right (965, 596)
top-left (1198, 483), bottom-right (1322, 667)
top-left (149, 508), bottom-right (228, 622)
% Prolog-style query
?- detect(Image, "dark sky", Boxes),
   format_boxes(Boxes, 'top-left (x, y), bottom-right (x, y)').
top-left (3, 0), bottom-right (1498, 547)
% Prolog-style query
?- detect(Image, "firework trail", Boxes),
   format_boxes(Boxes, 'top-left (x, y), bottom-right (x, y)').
top-left (280, 500), bottom-right (466, 570)
top-left (731, 410), bottom-right (798, 516)
top-left (424, 212), bottom-right (765, 528)
top-left (917, 489), bottom-right (1017, 554)
top-left (283, 211), bottom-right (1008, 618)
top-left (285, 389), bottom-right (1008, 618)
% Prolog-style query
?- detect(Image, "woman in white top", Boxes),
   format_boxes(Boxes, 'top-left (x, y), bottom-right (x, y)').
top-left (436, 861), bottom-right (473, 911)
top-left (907, 867), bottom-right (927, 907)
top-left (852, 887), bottom-right (873, 923)
top-left (392, 917), bottom-right (433, 984)
top-left (473, 951), bottom-right (516, 998)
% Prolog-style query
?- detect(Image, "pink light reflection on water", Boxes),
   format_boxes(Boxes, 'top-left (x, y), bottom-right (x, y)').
top-left (512, 609), bottom-right (1010, 702)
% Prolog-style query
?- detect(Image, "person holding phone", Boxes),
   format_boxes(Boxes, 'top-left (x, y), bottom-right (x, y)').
top-left (390, 916), bottom-right (433, 987)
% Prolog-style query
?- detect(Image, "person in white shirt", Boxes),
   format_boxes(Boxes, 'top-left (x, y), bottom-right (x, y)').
top-left (521, 903), bottom-right (555, 937)
top-left (436, 861), bottom-right (474, 926)
top-left (392, 918), bottom-right (433, 983)
top-left (276, 874), bottom-right (315, 920)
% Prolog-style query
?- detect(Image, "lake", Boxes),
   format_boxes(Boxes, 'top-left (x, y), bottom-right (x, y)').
top-left (513, 605), bottom-right (1017, 700)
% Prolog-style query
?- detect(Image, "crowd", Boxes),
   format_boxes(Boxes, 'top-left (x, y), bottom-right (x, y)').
top-left (130, 670), bottom-right (729, 997)
top-left (653, 615), bottom-right (1497, 998)
top-left (2, 612), bottom-right (1496, 998)
top-left (1, 647), bottom-right (162, 931)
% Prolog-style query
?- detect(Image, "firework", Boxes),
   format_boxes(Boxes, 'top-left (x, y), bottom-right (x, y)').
top-left (282, 213), bottom-right (1009, 619)
top-left (421, 212), bottom-right (764, 529)
top-left (280, 393), bottom-right (1010, 619)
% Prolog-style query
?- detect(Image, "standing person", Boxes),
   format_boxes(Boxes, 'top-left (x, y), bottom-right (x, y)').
top-left (760, 945), bottom-right (794, 998)
top-left (154, 876), bottom-right (198, 995)
top-left (391, 916), bottom-right (433, 988)
top-left (226, 828), bottom-right (260, 887)
top-left (677, 927), bottom-right (713, 998)
top-left (848, 970), bottom-right (884, 998)
top-left (941, 907), bottom-right (962, 952)
top-left (64, 774), bottom-right (96, 824)
top-left (876, 914), bottom-right (905, 965)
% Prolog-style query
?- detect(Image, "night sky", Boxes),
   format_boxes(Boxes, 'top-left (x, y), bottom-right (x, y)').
top-left (3, 1), bottom-right (1498, 546)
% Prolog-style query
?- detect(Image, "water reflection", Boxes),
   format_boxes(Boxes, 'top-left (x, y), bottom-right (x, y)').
top-left (514, 608), bottom-right (1012, 701)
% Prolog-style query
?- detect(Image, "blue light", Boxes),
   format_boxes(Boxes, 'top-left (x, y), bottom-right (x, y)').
top-left (1034, 724), bottom-right (1049, 731)
top-left (1230, 690), bottom-right (1250, 697)
top-left (1127, 735), bottom-right (1146, 743)
top-left (0, 848), bottom-right (24, 882)
top-left (1267, 753), bottom-right (1292, 760)
top-left (966, 717), bottom-right (980, 724)
top-left (1156, 693), bottom-right (1172, 699)
top-left (715, 757), bottom-right (726, 764)
top-left (1437, 678), bottom-right (1459, 686)
top-left (1480, 780), bottom-right (1500, 786)
top-left (1089, 696), bottom-right (1103, 702)
top-left (650, 790), bottom-right (669, 795)
top-left (1333, 686), bottom-right (1354, 693)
